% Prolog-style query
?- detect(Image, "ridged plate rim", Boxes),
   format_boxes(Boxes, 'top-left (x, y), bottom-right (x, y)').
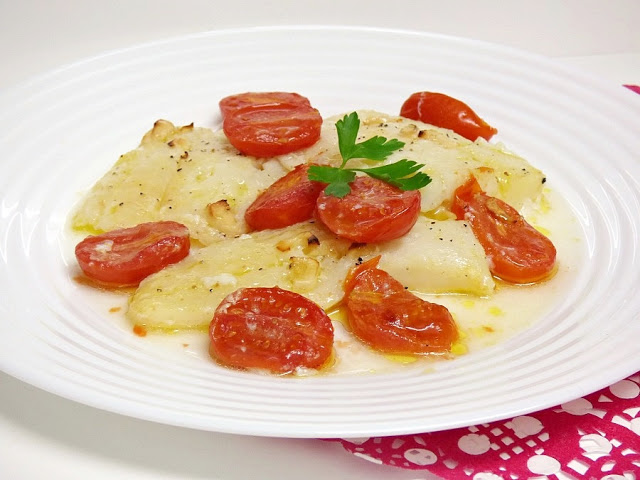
top-left (0, 25), bottom-right (639, 438)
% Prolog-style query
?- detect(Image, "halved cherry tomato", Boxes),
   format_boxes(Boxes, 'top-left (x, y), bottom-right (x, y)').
top-left (219, 92), bottom-right (311, 118)
top-left (223, 102), bottom-right (322, 158)
top-left (75, 221), bottom-right (190, 286)
top-left (209, 287), bottom-right (334, 374)
top-left (344, 256), bottom-right (458, 355)
top-left (244, 164), bottom-right (326, 231)
top-left (400, 92), bottom-right (498, 141)
top-left (315, 176), bottom-right (421, 243)
top-left (452, 177), bottom-right (556, 283)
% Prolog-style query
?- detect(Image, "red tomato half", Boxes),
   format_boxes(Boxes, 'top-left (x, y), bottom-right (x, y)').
top-left (209, 287), bottom-right (334, 374)
top-left (344, 256), bottom-right (458, 355)
top-left (223, 102), bottom-right (322, 158)
top-left (219, 92), bottom-right (311, 118)
top-left (400, 91), bottom-right (498, 141)
top-left (452, 177), bottom-right (557, 283)
top-left (315, 176), bottom-right (421, 243)
top-left (244, 164), bottom-right (326, 231)
top-left (75, 221), bottom-right (190, 286)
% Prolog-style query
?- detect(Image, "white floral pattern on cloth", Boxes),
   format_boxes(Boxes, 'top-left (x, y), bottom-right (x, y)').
top-left (328, 373), bottom-right (640, 479)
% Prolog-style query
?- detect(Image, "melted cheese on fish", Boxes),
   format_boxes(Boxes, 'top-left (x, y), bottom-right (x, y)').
top-left (128, 216), bottom-right (494, 331)
top-left (72, 120), bottom-right (287, 244)
top-left (279, 110), bottom-right (546, 212)
top-left (71, 110), bottom-right (549, 334)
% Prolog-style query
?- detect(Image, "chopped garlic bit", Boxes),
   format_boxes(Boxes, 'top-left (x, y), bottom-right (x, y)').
top-left (206, 199), bottom-right (243, 236)
top-left (276, 231), bottom-right (319, 253)
top-left (398, 123), bottom-right (419, 138)
top-left (287, 257), bottom-right (320, 291)
top-left (90, 239), bottom-right (114, 259)
top-left (94, 240), bottom-right (114, 253)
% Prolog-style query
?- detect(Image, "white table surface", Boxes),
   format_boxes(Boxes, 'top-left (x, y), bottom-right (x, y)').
top-left (1, 1), bottom-right (639, 479)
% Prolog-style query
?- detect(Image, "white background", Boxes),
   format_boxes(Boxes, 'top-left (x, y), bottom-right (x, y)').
top-left (1, 1), bottom-right (639, 479)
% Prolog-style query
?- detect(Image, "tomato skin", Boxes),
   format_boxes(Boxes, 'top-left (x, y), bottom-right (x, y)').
top-left (315, 176), bottom-right (421, 243)
top-left (344, 257), bottom-right (458, 355)
top-left (452, 177), bottom-right (556, 283)
top-left (219, 92), bottom-right (311, 118)
top-left (244, 164), bottom-right (326, 231)
top-left (209, 287), bottom-right (334, 374)
top-left (75, 221), bottom-right (190, 286)
top-left (400, 92), bottom-right (498, 141)
top-left (223, 102), bottom-right (322, 158)
top-left (343, 255), bottom-right (387, 297)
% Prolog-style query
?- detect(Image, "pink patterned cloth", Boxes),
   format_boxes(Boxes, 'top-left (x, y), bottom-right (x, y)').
top-left (330, 373), bottom-right (640, 478)
top-left (624, 84), bottom-right (640, 94)
top-left (329, 85), bottom-right (640, 480)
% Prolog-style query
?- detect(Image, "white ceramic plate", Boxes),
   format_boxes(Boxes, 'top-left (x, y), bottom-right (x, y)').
top-left (1, 26), bottom-right (639, 438)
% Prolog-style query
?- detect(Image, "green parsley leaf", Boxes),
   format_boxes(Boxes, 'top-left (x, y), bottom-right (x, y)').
top-left (308, 165), bottom-right (355, 198)
top-left (350, 136), bottom-right (406, 162)
top-left (352, 160), bottom-right (432, 191)
top-left (335, 112), bottom-right (360, 163)
top-left (309, 112), bottom-right (431, 197)
top-left (308, 165), bottom-right (355, 184)
top-left (336, 112), bottom-right (406, 163)
top-left (323, 181), bottom-right (353, 198)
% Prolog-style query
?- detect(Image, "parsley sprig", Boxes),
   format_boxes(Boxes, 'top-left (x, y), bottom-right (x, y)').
top-left (308, 112), bottom-right (431, 197)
